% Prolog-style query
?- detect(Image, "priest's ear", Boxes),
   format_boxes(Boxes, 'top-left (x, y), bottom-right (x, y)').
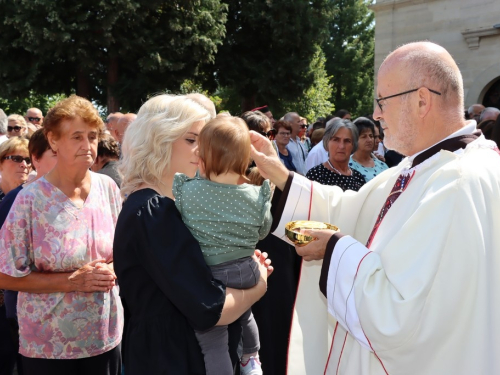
top-left (417, 87), bottom-right (433, 118)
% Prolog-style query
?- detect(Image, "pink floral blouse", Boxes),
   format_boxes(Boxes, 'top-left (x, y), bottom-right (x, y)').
top-left (0, 173), bottom-right (123, 359)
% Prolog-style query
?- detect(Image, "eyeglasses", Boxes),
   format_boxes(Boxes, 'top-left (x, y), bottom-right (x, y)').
top-left (277, 131), bottom-right (291, 137)
top-left (27, 117), bottom-right (41, 122)
top-left (260, 128), bottom-right (277, 140)
top-left (3, 155), bottom-right (31, 165)
top-left (7, 126), bottom-right (24, 132)
top-left (300, 124), bottom-right (308, 129)
top-left (375, 87), bottom-right (441, 111)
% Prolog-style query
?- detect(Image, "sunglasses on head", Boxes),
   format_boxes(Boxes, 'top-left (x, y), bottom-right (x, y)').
top-left (260, 128), bottom-right (277, 140)
top-left (27, 117), bottom-right (41, 122)
top-left (7, 126), bottom-right (23, 132)
top-left (3, 155), bottom-right (31, 164)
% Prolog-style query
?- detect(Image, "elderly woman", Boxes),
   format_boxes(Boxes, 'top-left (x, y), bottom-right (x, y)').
top-left (114, 94), bottom-right (271, 375)
top-left (306, 119), bottom-right (366, 191)
top-left (0, 129), bottom-right (58, 375)
top-left (0, 96), bottom-right (123, 375)
top-left (349, 117), bottom-right (388, 182)
top-left (6, 115), bottom-right (29, 138)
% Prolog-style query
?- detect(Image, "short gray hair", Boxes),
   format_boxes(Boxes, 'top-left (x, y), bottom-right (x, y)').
top-left (322, 118), bottom-right (358, 153)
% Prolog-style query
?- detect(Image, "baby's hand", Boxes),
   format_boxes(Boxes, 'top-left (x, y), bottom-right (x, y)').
top-left (254, 249), bottom-right (273, 279)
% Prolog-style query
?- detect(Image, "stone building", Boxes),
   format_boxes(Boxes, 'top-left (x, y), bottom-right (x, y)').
top-left (371, 0), bottom-right (500, 109)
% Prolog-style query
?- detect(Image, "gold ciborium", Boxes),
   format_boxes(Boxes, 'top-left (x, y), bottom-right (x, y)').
top-left (285, 220), bottom-right (339, 247)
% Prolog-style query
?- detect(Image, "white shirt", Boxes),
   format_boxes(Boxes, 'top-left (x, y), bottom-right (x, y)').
top-left (305, 142), bottom-right (328, 173)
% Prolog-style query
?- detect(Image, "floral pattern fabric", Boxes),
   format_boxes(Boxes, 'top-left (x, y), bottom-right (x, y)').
top-left (0, 173), bottom-right (123, 359)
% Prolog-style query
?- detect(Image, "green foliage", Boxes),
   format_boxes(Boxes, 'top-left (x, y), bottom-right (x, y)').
top-left (0, 92), bottom-right (68, 115)
top-left (322, 0), bottom-right (375, 117)
top-left (0, 0), bottom-right (228, 112)
top-left (212, 0), bottom-right (334, 114)
top-left (279, 47), bottom-right (335, 123)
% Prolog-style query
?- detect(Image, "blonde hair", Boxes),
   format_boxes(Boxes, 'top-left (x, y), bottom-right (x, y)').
top-left (198, 116), bottom-right (251, 180)
top-left (120, 94), bottom-right (213, 198)
top-left (0, 137), bottom-right (30, 163)
top-left (7, 114), bottom-right (27, 128)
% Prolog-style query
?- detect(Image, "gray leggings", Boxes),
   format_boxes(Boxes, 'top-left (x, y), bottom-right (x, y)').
top-left (196, 256), bottom-right (261, 375)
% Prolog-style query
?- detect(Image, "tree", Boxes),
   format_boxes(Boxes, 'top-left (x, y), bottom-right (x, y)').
top-left (0, 0), bottom-right (227, 113)
top-left (212, 0), bottom-right (333, 115)
top-left (0, 92), bottom-right (68, 116)
top-left (280, 47), bottom-right (335, 122)
top-left (322, 0), bottom-right (375, 116)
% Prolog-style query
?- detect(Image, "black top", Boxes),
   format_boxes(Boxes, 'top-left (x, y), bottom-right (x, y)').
top-left (306, 163), bottom-right (366, 191)
top-left (278, 151), bottom-right (297, 172)
top-left (0, 185), bottom-right (23, 228)
top-left (113, 189), bottom-right (228, 375)
top-left (0, 185), bottom-right (23, 317)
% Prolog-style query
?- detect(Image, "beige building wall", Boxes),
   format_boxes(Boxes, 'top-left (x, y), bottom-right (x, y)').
top-left (371, 0), bottom-right (500, 109)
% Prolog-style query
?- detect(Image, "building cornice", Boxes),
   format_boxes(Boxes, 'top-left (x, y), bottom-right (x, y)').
top-left (370, 0), bottom-right (438, 12)
top-left (461, 26), bottom-right (500, 50)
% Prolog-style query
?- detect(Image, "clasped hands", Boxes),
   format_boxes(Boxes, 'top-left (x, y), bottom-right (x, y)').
top-left (68, 259), bottom-right (116, 293)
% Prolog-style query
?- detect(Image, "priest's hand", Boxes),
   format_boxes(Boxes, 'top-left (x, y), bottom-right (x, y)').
top-left (249, 130), bottom-right (289, 191)
top-left (295, 229), bottom-right (337, 261)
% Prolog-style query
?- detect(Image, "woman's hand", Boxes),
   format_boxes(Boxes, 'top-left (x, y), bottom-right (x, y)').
top-left (249, 131), bottom-right (289, 191)
top-left (68, 259), bottom-right (116, 292)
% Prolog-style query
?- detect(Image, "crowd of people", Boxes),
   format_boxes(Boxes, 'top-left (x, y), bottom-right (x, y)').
top-left (0, 40), bottom-right (499, 375)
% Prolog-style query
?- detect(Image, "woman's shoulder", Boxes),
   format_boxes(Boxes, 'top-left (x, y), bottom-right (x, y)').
top-left (91, 171), bottom-right (120, 192)
top-left (17, 178), bottom-right (49, 200)
top-left (351, 168), bottom-right (366, 180)
top-left (121, 188), bottom-right (177, 219)
top-left (306, 163), bottom-right (327, 176)
top-left (373, 155), bottom-right (389, 170)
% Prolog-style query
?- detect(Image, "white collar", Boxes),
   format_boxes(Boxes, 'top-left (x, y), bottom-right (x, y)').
top-left (408, 121), bottom-right (477, 163)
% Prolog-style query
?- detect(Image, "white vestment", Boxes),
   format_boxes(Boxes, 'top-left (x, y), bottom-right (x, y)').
top-left (274, 128), bottom-right (500, 374)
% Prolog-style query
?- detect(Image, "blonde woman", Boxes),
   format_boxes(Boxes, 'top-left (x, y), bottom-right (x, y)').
top-left (114, 94), bottom-right (272, 375)
top-left (6, 115), bottom-right (29, 138)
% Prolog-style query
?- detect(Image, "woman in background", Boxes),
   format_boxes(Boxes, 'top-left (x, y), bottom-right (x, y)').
top-left (0, 95), bottom-right (123, 375)
top-left (349, 117), bottom-right (388, 182)
top-left (306, 119), bottom-right (366, 191)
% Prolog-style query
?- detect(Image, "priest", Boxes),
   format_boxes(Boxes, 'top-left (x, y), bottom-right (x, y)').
top-left (250, 41), bottom-right (500, 374)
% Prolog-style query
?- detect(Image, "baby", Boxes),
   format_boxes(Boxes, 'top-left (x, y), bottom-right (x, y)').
top-left (173, 115), bottom-right (272, 375)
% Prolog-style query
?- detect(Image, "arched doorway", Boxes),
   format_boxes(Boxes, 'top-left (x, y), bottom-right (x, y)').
top-left (482, 78), bottom-right (500, 109)
top-left (465, 63), bottom-right (500, 107)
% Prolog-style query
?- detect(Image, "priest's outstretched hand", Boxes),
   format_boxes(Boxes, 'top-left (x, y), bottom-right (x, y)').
top-left (295, 229), bottom-right (337, 261)
top-left (249, 130), bottom-right (289, 191)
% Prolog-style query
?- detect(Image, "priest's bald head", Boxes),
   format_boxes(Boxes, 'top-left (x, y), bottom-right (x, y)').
top-left (373, 41), bottom-right (466, 157)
